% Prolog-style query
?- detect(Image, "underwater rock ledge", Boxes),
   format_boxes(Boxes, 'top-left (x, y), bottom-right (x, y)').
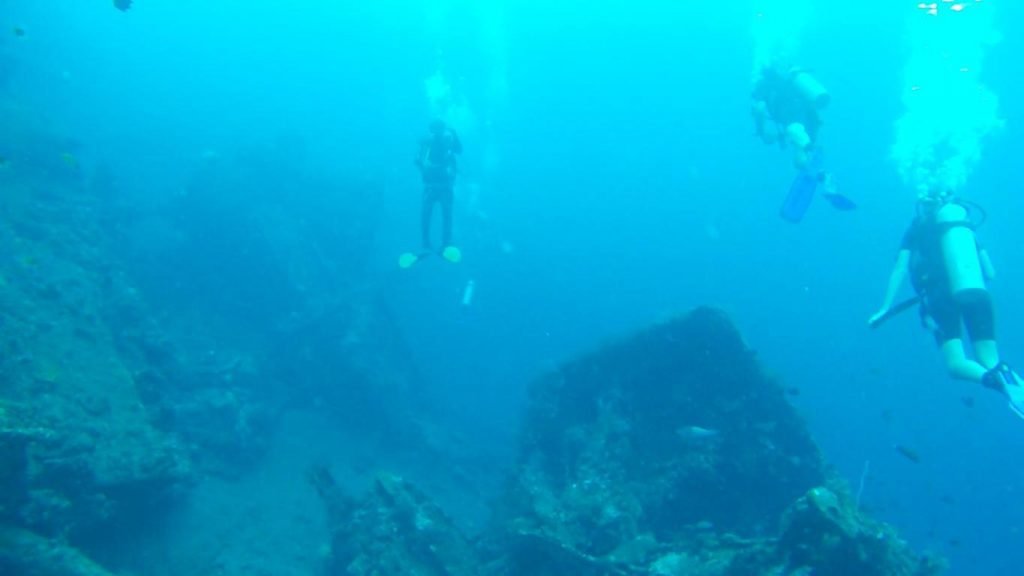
top-left (317, 307), bottom-right (945, 576)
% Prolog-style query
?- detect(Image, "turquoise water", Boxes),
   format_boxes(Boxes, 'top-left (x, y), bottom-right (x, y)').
top-left (3, 1), bottom-right (1023, 574)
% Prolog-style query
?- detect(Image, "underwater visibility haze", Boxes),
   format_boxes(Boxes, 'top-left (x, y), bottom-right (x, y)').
top-left (1, 1), bottom-right (1024, 574)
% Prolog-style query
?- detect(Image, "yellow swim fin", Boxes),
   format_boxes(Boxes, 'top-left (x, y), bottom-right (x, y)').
top-left (398, 252), bottom-right (419, 269)
top-left (441, 246), bottom-right (462, 264)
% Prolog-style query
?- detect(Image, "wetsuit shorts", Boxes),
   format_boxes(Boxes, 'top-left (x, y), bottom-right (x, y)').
top-left (926, 290), bottom-right (995, 345)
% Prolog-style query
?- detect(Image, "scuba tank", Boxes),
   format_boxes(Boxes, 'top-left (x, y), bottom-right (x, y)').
top-left (935, 201), bottom-right (986, 303)
top-left (792, 69), bottom-right (830, 111)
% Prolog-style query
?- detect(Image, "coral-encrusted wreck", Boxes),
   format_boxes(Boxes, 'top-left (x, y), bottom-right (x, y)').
top-left (318, 308), bottom-right (945, 576)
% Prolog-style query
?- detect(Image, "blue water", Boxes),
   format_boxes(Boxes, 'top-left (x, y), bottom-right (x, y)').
top-left (4, 1), bottom-right (1024, 574)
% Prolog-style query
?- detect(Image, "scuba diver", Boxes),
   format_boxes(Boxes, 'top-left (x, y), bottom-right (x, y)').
top-left (752, 64), bottom-right (826, 167)
top-left (751, 63), bottom-right (855, 221)
top-left (868, 190), bottom-right (1024, 418)
top-left (405, 119), bottom-right (462, 268)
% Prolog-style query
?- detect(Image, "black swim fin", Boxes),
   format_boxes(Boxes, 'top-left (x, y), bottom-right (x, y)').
top-left (824, 192), bottom-right (857, 211)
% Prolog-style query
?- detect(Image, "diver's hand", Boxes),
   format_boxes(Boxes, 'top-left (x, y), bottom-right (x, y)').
top-left (868, 309), bottom-right (889, 328)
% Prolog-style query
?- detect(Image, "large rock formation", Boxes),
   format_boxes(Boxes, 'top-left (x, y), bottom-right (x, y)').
top-left (316, 307), bottom-right (945, 576)
top-left (0, 114), bottom-right (192, 570)
top-left (494, 307), bottom-right (943, 575)
top-left (312, 467), bottom-right (484, 576)
top-left (0, 114), bottom-right (445, 573)
top-left (503, 307), bottom-right (821, 543)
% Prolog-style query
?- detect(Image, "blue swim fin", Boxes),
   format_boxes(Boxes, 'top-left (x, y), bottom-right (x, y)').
top-left (780, 168), bottom-right (819, 223)
top-left (780, 149), bottom-right (856, 221)
top-left (779, 148), bottom-right (825, 223)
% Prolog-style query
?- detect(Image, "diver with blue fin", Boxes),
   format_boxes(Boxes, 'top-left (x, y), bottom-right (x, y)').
top-left (868, 190), bottom-right (1024, 419)
top-left (751, 64), bottom-right (856, 222)
top-left (399, 119), bottom-right (463, 269)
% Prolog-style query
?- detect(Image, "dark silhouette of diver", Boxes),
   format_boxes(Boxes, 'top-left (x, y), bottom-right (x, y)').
top-left (869, 191), bottom-right (1024, 419)
top-left (752, 64), bottom-right (826, 168)
top-left (751, 64), bottom-right (855, 217)
top-left (414, 119), bottom-right (462, 262)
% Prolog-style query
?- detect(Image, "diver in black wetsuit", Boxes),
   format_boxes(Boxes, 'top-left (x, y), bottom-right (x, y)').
top-left (415, 119), bottom-right (462, 256)
top-left (869, 191), bottom-right (1024, 418)
top-left (751, 64), bottom-right (826, 168)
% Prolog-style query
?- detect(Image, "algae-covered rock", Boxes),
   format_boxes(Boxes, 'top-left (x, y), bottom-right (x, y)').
top-left (311, 307), bottom-right (942, 576)
top-left (777, 486), bottom-right (945, 576)
top-left (314, 468), bottom-right (482, 576)
top-left (502, 529), bottom-right (649, 575)
top-left (490, 307), bottom-right (942, 575)
top-left (500, 307), bottom-right (824, 554)
top-left (0, 525), bottom-right (116, 576)
top-left (0, 112), bottom-right (192, 571)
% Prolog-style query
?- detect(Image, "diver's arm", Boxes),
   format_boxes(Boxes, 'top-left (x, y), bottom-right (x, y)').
top-left (880, 250), bottom-right (911, 309)
top-left (980, 248), bottom-right (996, 280)
top-left (869, 250), bottom-right (911, 324)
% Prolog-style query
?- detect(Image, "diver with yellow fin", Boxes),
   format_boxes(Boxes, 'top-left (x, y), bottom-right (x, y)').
top-left (400, 119), bottom-right (463, 269)
top-left (869, 190), bottom-right (1024, 418)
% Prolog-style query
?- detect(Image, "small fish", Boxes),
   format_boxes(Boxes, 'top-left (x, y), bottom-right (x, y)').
top-left (676, 425), bottom-right (719, 441)
top-left (960, 396), bottom-right (975, 408)
top-left (114, 0), bottom-right (133, 11)
top-left (894, 444), bottom-right (921, 463)
top-left (785, 386), bottom-right (801, 397)
top-left (13, 27), bottom-right (26, 37)
top-left (881, 409), bottom-right (894, 424)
